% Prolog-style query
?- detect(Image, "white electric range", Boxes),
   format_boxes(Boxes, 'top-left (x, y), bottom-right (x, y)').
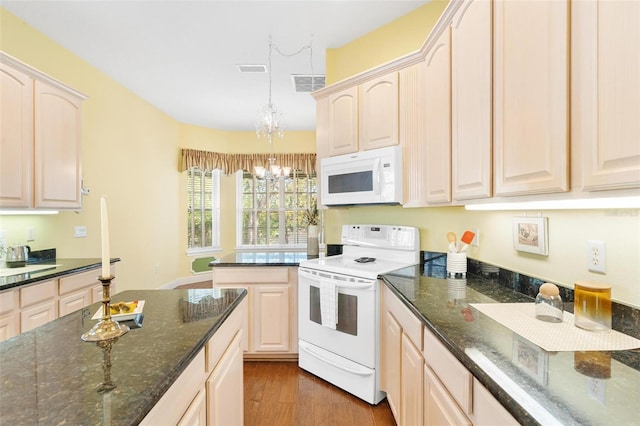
top-left (297, 224), bottom-right (420, 404)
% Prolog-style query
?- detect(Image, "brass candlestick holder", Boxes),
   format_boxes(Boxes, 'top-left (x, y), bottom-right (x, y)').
top-left (81, 275), bottom-right (129, 342)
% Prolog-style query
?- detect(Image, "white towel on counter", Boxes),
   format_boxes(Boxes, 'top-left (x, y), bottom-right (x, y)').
top-left (319, 280), bottom-right (338, 329)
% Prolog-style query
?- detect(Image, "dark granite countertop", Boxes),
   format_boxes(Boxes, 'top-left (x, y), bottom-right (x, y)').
top-left (382, 262), bottom-right (640, 426)
top-left (0, 288), bottom-right (247, 425)
top-left (0, 258), bottom-right (121, 291)
top-left (210, 251), bottom-right (314, 267)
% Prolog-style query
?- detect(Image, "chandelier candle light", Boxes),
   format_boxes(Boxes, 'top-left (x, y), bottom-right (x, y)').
top-left (81, 196), bottom-right (129, 342)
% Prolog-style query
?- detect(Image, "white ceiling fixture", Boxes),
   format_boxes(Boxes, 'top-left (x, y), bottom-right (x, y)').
top-left (1, 1), bottom-right (430, 131)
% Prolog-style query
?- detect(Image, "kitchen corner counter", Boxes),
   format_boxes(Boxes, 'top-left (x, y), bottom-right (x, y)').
top-left (382, 264), bottom-right (640, 426)
top-left (0, 258), bottom-right (121, 291)
top-left (210, 251), bottom-right (313, 267)
top-left (0, 288), bottom-right (247, 425)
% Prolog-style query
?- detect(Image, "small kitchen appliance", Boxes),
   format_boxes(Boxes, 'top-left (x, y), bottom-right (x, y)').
top-left (5, 245), bottom-right (30, 268)
top-left (298, 224), bottom-right (420, 404)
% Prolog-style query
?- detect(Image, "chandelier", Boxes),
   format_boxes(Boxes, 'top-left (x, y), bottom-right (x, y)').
top-left (254, 36), bottom-right (313, 180)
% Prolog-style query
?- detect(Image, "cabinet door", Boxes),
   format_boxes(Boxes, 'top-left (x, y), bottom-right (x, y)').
top-left (177, 388), bottom-right (207, 426)
top-left (0, 62), bottom-right (33, 208)
top-left (424, 27), bottom-right (453, 204)
top-left (493, 0), bottom-right (569, 196)
top-left (573, 0), bottom-right (640, 191)
top-left (0, 314), bottom-right (19, 342)
top-left (360, 73), bottom-right (399, 150)
top-left (20, 300), bottom-right (56, 333)
top-left (34, 80), bottom-right (83, 208)
top-left (424, 365), bottom-right (472, 426)
top-left (401, 333), bottom-right (424, 426)
top-left (471, 378), bottom-right (518, 426)
top-left (381, 310), bottom-right (402, 422)
top-left (253, 285), bottom-right (290, 352)
top-left (451, 0), bottom-right (493, 201)
top-left (328, 86), bottom-right (359, 156)
top-left (207, 332), bottom-right (243, 426)
top-left (400, 62), bottom-right (428, 207)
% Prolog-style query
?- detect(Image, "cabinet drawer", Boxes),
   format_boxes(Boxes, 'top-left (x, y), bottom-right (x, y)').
top-left (382, 284), bottom-right (422, 346)
top-left (59, 267), bottom-right (100, 295)
top-left (206, 298), bottom-right (245, 373)
top-left (0, 289), bottom-right (18, 314)
top-left (213, 267), bottom-right (289, 284)
top-left (423, 326), bottom-right (472, 414)
top-left (20, 280), bottom-right (57, 308)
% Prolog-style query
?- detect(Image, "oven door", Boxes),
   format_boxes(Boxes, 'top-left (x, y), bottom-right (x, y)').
top-left (298, 266), bottom-right (378, 368)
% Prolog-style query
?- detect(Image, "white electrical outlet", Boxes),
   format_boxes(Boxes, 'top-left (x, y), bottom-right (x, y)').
top-left (27, 227), bottom-right (35, 241)
top-left (471, 228), bottom-right (479, 247)
top-left (587, 240), bottom-right (606, 273)
top-left (74, 226), bottom-right (87, 238)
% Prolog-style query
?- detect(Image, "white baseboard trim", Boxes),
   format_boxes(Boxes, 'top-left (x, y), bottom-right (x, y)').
top-left (159, 273), bottom-right (211, 289)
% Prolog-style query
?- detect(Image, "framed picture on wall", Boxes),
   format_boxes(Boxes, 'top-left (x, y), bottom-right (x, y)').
top-left (512, 216), bottom-right (549, 256)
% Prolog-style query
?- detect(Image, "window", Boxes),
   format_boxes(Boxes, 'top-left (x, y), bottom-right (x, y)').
top-left (237, 170), bottom-right (317, 248)
top-left (187, 168), bottom-right (220, 253)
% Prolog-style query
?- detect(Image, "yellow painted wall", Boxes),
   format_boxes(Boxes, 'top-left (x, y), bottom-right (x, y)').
top-left (321, 3), bottom-right (640, 307)
top-left (326, 0), bottom-right (449, 84)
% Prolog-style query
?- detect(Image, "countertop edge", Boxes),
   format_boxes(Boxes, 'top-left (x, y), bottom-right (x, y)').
top-left (0, 258), bottom-right (121, 291)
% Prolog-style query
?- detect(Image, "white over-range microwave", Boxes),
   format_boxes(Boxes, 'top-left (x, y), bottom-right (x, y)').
top-left (320, 145), bottom-right (403, 206)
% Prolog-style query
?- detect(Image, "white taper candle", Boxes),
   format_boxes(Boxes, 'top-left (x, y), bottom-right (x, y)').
top-left (100, 196), bottom-right (110, 278)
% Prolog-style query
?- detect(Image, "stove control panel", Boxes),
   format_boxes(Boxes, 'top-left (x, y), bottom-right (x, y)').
top-left (341, 224), bottom-right (419, 251)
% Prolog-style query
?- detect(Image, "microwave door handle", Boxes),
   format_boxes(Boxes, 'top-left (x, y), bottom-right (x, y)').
top-left (372, 158), bottom-right (381, 194)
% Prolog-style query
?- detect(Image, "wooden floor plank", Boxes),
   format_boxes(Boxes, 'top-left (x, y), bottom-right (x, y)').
top-left (244, 361), bottom-right (396, 426)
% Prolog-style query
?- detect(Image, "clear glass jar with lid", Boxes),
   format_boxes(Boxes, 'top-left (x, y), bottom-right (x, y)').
top-left (535, 282), bottom-right (564, 323)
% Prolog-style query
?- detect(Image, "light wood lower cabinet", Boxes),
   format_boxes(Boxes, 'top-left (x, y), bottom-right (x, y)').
top-left (381, 284), bottom-right (518, 425)
top-left (0, 289), bottom-right (19, 341)
top-left (141, 297), bottom-right (245, 426)
top-left (380, 284), bottom-right (423, 426)
top-left (424, 364), bottom-right (472, 426)
top-left (0, 266), bottom-right (116, 341)
top-left (212, 266), bottom-right (297, 359)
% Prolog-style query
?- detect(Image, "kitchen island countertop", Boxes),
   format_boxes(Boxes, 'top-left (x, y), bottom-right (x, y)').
top-left (0, 288), bottom-right (247, 425)
top-left (382, 263), bottom-right (640, 426)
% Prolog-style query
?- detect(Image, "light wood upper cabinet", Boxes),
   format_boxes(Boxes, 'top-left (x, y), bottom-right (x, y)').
top-left (328, 86), bottom-right (359, 156)
top-left (0, 62), bottom-right (34, 208)
top-left (34, 80), bottom-right (83, 208)
top-left (0, 52), bottom-right (86, 210)
top-left (493, 0), bottom-right (570, 196)
top-left (451, 0), bottom-right (493, 201)
top-left (573, 0), bottom-right (640, 191)
top-left (424, 27), bottom-right (453, 204)
top-left (359, 72), bottom-right (399, 151)
top-left (400, 62), bottom-right (427, 207)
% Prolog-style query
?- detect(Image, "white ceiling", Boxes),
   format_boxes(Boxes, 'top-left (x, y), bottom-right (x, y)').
top-left (2, 0), bottom-right (430, 131)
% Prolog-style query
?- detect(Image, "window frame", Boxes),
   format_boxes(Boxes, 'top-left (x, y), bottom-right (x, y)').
top-left (235, 170), bottom-right (318, 250)
top-left (186, 167), bottom-right (221, 255)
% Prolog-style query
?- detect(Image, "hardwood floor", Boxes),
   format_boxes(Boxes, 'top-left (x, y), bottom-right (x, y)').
top-left (244, 361), bottom-right (396, 426)
top-left (176, 282), bottom-right (395, 425)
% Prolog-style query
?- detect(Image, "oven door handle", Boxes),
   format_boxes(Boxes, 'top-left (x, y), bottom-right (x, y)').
top-left (299, 341), bottom-right (373, 377)
top-left (299, 268), bottom-right (376, 290)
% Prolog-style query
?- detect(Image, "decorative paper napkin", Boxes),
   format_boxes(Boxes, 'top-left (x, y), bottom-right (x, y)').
top-left (469, 303), bottom-right (640, 352)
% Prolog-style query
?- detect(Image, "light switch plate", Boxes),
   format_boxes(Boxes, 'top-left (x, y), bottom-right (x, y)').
top-left (74, 226), bottom-right (87, 238)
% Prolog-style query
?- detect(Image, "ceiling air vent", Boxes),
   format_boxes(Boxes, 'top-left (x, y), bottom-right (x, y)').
top-left (236, 64), bottom-right (267, 73)
top-left (291, 74), bottom-right (326, 92)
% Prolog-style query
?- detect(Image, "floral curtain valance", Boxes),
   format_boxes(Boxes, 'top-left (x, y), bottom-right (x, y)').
top-left (179, 148), bottom-right (317, 175)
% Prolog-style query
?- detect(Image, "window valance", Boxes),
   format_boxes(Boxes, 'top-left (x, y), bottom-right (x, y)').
top-left (179, 148), bottom-right (317, 175)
